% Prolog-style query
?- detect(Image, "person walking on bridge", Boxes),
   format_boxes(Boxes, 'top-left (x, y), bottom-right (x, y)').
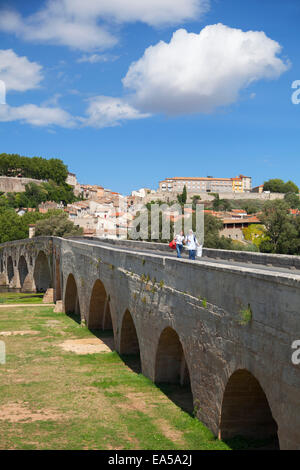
top-left (185, 229), bottom-right (199, 261)
top-left (175, 231), bottom-right (185, 258)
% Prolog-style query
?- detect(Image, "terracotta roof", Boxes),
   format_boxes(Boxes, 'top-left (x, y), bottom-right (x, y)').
top-left (110, 212), bottom-right (125, 217)
top-left (161, 177), bottom-right (232, 182)
top-left (222, 216), bottom-right (260, 224)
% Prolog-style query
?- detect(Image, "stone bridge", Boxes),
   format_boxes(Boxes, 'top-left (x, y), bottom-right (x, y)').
top-left (0, 236), bottom-right (300, 450)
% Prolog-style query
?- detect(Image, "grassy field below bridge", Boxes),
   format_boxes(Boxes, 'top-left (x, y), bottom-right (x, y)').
top-left (0, 305), bottom-right (272, 450)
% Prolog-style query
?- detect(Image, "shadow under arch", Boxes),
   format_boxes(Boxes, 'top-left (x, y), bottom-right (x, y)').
top-left (34, 251), bottom-right (51, 293)
top-left (88, 279), bottom-right (112, 330)
top-left (64, 273), bottom-right (81, 323)
top-left (18, 256), bottom-right (29, 290)
top-left (119, 309), bottom-right (141, 373)
top-left (154, 327), bottom-right (193, 415)
top-left (55, 257), bottom-right (62, 301)
top-left (219, 369), bottom-right (279, 449)
top-left (7, 256), bottom-right (14, 284)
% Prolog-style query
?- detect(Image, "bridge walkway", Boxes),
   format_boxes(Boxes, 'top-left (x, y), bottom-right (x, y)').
top-left (73, 238), bottom-right (300, 278)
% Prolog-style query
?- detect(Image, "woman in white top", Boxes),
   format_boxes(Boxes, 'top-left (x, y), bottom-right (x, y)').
top-left (175, 231), bottom-right (185, 258)
top-left (185, 230), bottom-right (199, 260)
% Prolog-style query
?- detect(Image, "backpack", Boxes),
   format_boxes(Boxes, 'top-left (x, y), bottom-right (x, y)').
top-left (169, 240), bottom-right (176, 250)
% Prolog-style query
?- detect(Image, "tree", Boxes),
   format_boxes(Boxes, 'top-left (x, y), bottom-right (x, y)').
top-left (34, 211), bottom-right (83, 238)
top-left (0, 153), bottom-right (68, 184)
top-left (284, 181), bottom-right (299, 194)
top-left (201, 213), bottom-right (233, 249)
top-left (220, 199), bottom-right (232, 211)
top-left (242, 224), bottom-right (268, 248)
top-left (212, 193), bottom-right (221, 211)
top-left (211, 193), bottom-right (231, 212)
top-left (259, 200), bottom-right (300, 254)
top-left (0, 179), bottom-right (77, 210)
top-left (192, 195), bottom-right (201, 210)
top-left (0, 207), bottom-right (83, 243)
top-left (263, 178), bottom-right (299, 194)
top-left (0, 208), bottom-right (27, 243)
top-left (0, 207), bottom-right (46, 243)
top-left (177, 185), bottom-right (187, 205)
top-left (240, 200), bottom-right (262, 214)
top-left (284, 192), bottom-right (300, 209)
top-left (263, 179), bottom-right (285, 193)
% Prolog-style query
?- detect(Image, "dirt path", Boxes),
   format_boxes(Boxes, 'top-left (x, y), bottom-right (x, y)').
top-left (0, 304), bottom-right (54, 308)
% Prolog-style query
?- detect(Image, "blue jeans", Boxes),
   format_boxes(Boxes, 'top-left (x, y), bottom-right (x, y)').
top-left (189, 250), bottom-right (196, 260)
top-left (176, 244), bottom-right (183, 258)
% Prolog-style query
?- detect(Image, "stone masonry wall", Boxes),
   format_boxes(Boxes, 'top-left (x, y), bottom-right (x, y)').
top-left (55, 237), bottom-right (300, 450)
top-left (0, 176), bottom-right (44, 193)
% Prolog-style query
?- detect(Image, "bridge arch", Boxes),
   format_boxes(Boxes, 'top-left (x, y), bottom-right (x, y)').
top-left (88, 279), bottom-right (112, 330)
top-left (119, 309), bottom-right (140, 355)
top-left (7, 256), bottom-right (14, 284)
top-left (154, 326), bottom-right (193, 414)
top-left (64, 273), bottom-right (81, 318)
top-left (34, 251), bottom-right (51, 293)
top-left (155, 327), bottom-right (190, 385)
top-left (0, 256), bottom-right (6, 286)
top-left (219, 369), bottom-right (279, 447)
top-left (18, 256), bottom-right (29, 290)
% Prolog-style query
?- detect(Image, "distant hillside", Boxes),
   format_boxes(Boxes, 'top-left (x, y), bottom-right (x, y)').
top-left (0, 154), bottom-right (77, 208)
top-left (0, 153), bottom-right (68, 185)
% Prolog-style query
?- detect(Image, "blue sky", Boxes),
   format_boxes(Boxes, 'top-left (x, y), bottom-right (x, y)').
top-left (0, 0), bottom-right (299, 194)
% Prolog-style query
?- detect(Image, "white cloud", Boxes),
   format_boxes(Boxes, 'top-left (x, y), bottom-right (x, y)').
top-left (0, 7), bottom-right (116, 52)
top-left (0, 96), bottom-right (148, 129)
top-left (0, 1), bottom-right (209, 50)
top-left (0, 103), bottom-right (77, 127)
top-left (123, 24), bottom-right (290, 115)
top-left (83, 95), bottom-right (150, 128)
top-left (42, 93), bottom-right (62, 107)
top-left (0, 49), bottom-right (43, 92)
top-left (62, 0), bottom-right (209, 26)
top-left (2, 23), bottom-right (288, 129)
top-left (77, 54), bottom-right (119, 64)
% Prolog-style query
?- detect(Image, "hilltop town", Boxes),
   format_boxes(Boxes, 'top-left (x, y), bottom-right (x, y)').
top-left (60, 172), bottom-right (286, 241)
top-left (0, 153), bottom-right (299, 253)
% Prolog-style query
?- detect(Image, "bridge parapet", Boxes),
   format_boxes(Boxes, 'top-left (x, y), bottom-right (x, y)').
top-left (81, 237), bottom-right (300, 270)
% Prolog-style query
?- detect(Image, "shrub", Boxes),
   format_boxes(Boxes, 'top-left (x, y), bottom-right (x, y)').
top-left (238, 305), bottom-right (252, 325)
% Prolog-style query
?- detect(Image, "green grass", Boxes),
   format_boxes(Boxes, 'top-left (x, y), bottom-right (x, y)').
top-left (0, 305), bottom-right (237, 450)
top-left (238, 305), bottom-right (253, 326)
top-left (0, 292), bottom-right (44, 304)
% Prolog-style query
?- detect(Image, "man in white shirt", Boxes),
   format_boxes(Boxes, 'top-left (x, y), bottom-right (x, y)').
top-left (185, 230), bottom-right (198, 260)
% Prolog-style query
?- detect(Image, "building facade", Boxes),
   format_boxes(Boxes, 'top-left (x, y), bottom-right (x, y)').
top-left (159, 175), bottom-right (252, 194)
